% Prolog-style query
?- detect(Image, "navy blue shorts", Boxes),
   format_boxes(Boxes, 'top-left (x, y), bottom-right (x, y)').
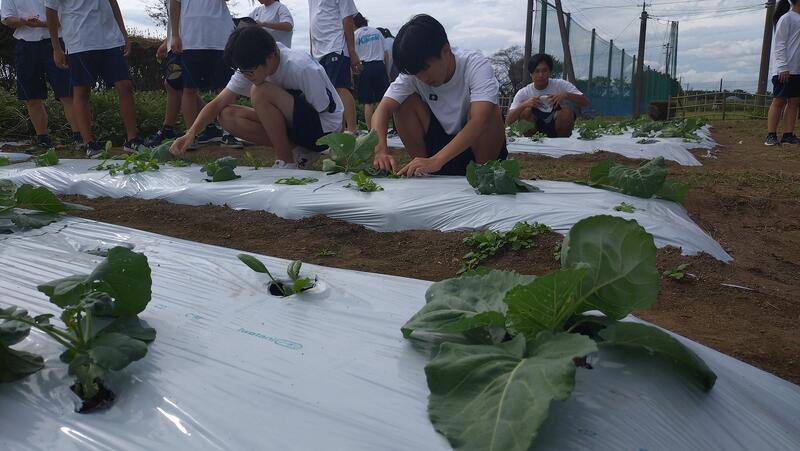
top-left (530, 104), bottom-right (577, 138)
top-left (772, 74), bottom-right (800, 98)
top-left (14, 39), bottom-right (72, 100)
top-left (319, 52), bottom-right (352, 90)
top-left (180, 49), bottom-right (232, 91)
top-left (285, 88), bottom-right (336, 152)
top-left (356, 60), bottom-right (389, 104)
top-left (424, 108), bottom-right (508, 176)
top-left (67, 47), bottom-right (131, 88)
top-left (164, 51), bottom-right (183, 91)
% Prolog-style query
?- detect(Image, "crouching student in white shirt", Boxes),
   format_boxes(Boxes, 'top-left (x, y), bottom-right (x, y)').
top-left (170, 26), bottom-right (344, 169)
top-left (506, 53), bottom-right (588, 138)
top-left (371, 14), bottom-right (507, 176)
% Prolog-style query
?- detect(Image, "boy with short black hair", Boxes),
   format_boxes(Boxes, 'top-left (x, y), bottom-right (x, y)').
top-left (353, 12), bottom-right (389, 129)
top-left (506, 53), bottom-right (588, 138)
top-left (44, 0), bottom-right (142, 157)
top-left (169, 0), bottom-right (240, 147)
top-left (169, 26), bottom-right (343, 169)
top-left (1, 0), bottom-right (81, 153)
top-left (371, 14), bottom-right (507, 177)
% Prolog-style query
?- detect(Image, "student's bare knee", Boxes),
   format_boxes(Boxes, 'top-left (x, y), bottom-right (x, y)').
top-left (114, 79), bottom-right (133, 95)
top-left (789, 97), bottom-right (800, 107)
top-left (250, 81), bottom-right (277, 104)
top-left (774, 97), bottom-right (788, 108)
top-left (72, 86), bottom-right (90, 101)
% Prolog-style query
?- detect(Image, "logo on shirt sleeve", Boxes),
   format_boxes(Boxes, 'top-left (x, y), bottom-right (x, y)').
top-left (429, 93), bottom-right (439, 102)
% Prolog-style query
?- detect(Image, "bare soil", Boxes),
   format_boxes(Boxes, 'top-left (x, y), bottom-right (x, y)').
top-left (52, 119), bottom-right (800, 384)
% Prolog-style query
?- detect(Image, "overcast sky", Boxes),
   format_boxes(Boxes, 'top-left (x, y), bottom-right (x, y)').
top-left (119, 0), bottom-right (769, 92)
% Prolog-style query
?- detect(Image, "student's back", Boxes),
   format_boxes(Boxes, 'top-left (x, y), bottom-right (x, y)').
top-left (177, 0), bottom-right (234, 50)
top-left (44, 0), bottom-right (122, 54)
top-left (355, 26), bottom-right (384, 62)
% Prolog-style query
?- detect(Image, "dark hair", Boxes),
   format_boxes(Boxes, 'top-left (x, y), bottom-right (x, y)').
top-left (376, 27), bottom-right (393, 39)
top-left (774, 0), bottom-right (796, 27)
top-left (353, 12), bottom-right (368, 28)
top-left (233, 16), bottom-right (258, 28)
top-left (224, 26), bottom-right (278, 70)
top-left (528, 53), bottom-right (554, 73)
top-left (393, 14), bottom-right (449, 75)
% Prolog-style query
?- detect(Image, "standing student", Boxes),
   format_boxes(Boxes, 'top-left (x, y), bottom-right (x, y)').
top-left (44, 0), bottom-right (143, 157)
top-left (170, 0), bottom-right (241, 147)
top-left (1, 0), bottom-right (81, 153)
top-left (765, 0), bottom-right (800, 146)
top-left (308, 0), bottom-right (360, 134)
top-left (371, 14), bottom-right (507, 177)
top-left (353, 13), bottom-right (389, 130)
top-left (248, 0), bottom-right (294, 48)
top-left (170, 26), bottom-right (343, 170)
top-left (506, 53), bottom-right (588, 138)
top-left (376, 27), bottom-right (398, 81)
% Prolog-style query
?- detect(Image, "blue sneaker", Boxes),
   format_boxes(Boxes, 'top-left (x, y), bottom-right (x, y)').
top-left (196, 125), bottom-right (223, 144)
top-left (221, 133), bottom-right (243, 149)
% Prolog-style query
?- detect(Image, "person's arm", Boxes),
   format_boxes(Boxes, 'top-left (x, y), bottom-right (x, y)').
top-left (263, 5), bottom-right (293, 31)
top-left (506, 96), bottom-right (540, 124)
top-left (372, 96), bottom-right (402, 172)
top-left (170, 89), bottom-right (239, 155)
top-left (45, 7), bottom-right (67, 69)
top-left (342, 15), bottom-right (360, 72)
top-left (775, 19), bottom-right (790, 82)
top-left (156, 39), bottom-right (168, 61)
top-left (169, 0), bottom-right (182, 53)
top-left (107, 0), bottom-right (130, 56)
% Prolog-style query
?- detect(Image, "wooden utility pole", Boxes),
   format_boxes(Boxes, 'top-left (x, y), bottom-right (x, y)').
top-left (524, 0), bottom-right (534, 74)
top-left (757, 0), bottom-right (776, 96)
top-left (554, 0), bottom-right (576, 83)
top-left (633, 4), bottom-right (650, 117)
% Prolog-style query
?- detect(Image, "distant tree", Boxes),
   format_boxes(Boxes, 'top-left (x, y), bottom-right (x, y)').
top-left (147, 0), bottom-right (241, 30)
top-left (490, 46), bottom-right (526, 97)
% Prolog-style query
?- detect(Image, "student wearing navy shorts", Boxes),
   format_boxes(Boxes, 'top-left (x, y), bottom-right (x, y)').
top-left (353, 13), bottom-right (389, 129)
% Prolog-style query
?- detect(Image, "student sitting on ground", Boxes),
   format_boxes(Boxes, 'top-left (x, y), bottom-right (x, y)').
top-left (353, 12), bottom-right (389, 130)
top-left (45, 0), bottom-right (143, 157)
top-left (371, 14), bottom-right (507, 176)
top-left (169, 26), bottom-right (344, 169)
top-left (506, 53), bottom-right (588, 138)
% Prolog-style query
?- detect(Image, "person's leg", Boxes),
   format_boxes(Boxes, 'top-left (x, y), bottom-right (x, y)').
top-left (25, 100), bottom-right (48, 136)
top-left (250, 81), bottom-right (296, 161)
top-left (164, 80), bottom-right (181, 128)
top-left (393, 93), bottom-right (431, 158)
top-left (553, 106), bottom-right (577, 137)
top-left (469, 105), bottom-right (506, 163)
top-left (113, 79), bottom-right (138, 140)
top-left (767, 97), bottom-right (786, 134)
top-left (338, 88), bottom-right (357, 133)
top-left (782, 97), bottom-right (800, 136)
top-left (218, 105), bottom-right (273, 146)
top-left (365, 103), bottom-right (377, 130)
top-left (72, 86), bottom-right (93, 144)
top-left (58, 97), bottom-right (80, 134)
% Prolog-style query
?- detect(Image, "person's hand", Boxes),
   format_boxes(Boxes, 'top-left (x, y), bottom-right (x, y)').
top-left (156, 41), bottom-right (167, 61)
top-left (523, 96), bottom-right (541, 109)
top-left (170, 132), bottom-right (194, 156)
top-left (122, 36), bottom-right (131, 57)
top-left (398, 156), bottom-right (443, 177)
top-left (350, 49), bottom-right (363, 74)
top-left (24, 17), bottom-right (45, 27)
top-left (549, 91), bottom-right (568, 107)
top-left (53, 48), bottom-right (68, 69)
top-left (780, 71), bottom-right (790, 83)
top-left (171, 35), bottom-right (182, 54)
top-left (373, 143), bottom-right (397, 173)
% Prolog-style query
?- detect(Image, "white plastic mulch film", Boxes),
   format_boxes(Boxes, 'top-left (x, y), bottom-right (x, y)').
top-left (388, 125), bottom-right (716, 166)
top-left (0, 160), bottom-right (731, 261)
top-left (0, 219), bottom-right (798, 450)
top-left (0, 152), bottom-right (31, 164)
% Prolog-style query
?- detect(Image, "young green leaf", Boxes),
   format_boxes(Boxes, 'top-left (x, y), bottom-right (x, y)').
top-left (238, 254), bottom-right (270, 274)
top-left (425, 332), bottom-right (597, 451)
top-left (33, 148), bottom-right (59, 167)
top-left (0, 344), bottom-right (44, 383)
top-left (599, 321), bottom-right (717, 390)
top-left (203, 157), bottom-right (241, 182)
top-left (317, 130), bottom-right (378, 174)
top-left (287, 260), bottom-right (302, 281)
top-left (275, 177), bottom-right (318, 185)
top-left (507, 119), bottom-right (535, 138)
top-left (0, 156), bottom-right (9, 166)
top-left (14, 184), bottom-right (67, 213)
top-left (614, 202), bottom-right (636, 213)
top-left (504, 267), bottom-right (588, 336)
top-left (346, 171), bottom-right (383, 192)
top-left (466, 160), bottom-right (539, 195)
top-left (87, 332), bottom-right (149, 371)
top-left (561, 215), bottom-right (659, 319)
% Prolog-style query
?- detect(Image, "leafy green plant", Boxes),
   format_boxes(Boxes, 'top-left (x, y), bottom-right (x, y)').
top-left (33, 148), bottom-right (59, 167)
top-left (345, 171), bottom-right (383, 192)
top-left (202, 156), bottom-right (241, 182)
top-left (276, 176), bottom-right (319, 185)
top-left (402, 215), bottom-right (716, 451)
top-left (0, 247), bottom-right (156, 413)
top-left (243, 151), bottom-right (269, 170)
top-left (318, 130), bottom-right (378, 174)
top-left (94, 152), bottom-right (159, 176)
top-left (466, 159), bottom-right (539, 195)
top-left (0, 155), bottom-right (10, 166)
top-left (584, 157), bottom-right (689, 203)
top-left (166, 159), bottom-right (191, 167)
top-left (614, 202), bottom-right (636, 213)
top-left (528, 131), bottom-right (547, 142)
top-left (576, 118), bottom-right (626, 140)
top-left (316, 249), bottom-right (337, 257)
top-left (238, 254), bottom-right (314, 297)
top-left (637, 138), bottom-right (659, 144)
top-left (506, 119), bottom-right (535, 138)
top-left (663, 263), bottom-right (691, 281)
top-left (460, 222), bottom-right (551, 273)
top-left (0, 180), bottom-right (88, 231)
top-left (632, 117), bottom-right (703, 142)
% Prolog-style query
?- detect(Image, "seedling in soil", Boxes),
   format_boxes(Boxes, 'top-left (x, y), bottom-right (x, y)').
top-left (583, 157), bottom-right (689, 204)
top-left (238, 255), bottom-right (315, 297)
top-left (345, 171), bottom-right (383, 192)
top-left (459, 221), bottom-right (551, 274)
top-left (663, 263), bottom-right (693, 281)
top-left (316, 249), bottom-right (337, 257)
top-left (0, 180), bottom-right (89, 231)
top-left (403, 215), bottom-right (716, 451)
top-left (466, 159), bottom-right (539, 195)
top-left (318, 130), bottom-right (378, 174)
top-left (0, 247), bottom-right (156, 413)
top-left (506, 119), bottom-right (535, 138)
top-left (202, 157), bottom-right (241, 182)
top-left (33, 148), bottom-right (59, 167)
top-left (166, 159), bottom-right (192, 167)
top-left (276, 176), bottom-right (319, 185)
top-left (243, 151), bottom-right (269, 170)
top-left (614, 202), bottom-right (637, 213)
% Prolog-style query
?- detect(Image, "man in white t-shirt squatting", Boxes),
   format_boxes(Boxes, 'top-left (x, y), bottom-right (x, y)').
top-left (371, 14), bottom-right (508, 177)
top-left (506, 53), bottom-right (588, 138)
top-left (169, 26), bottom-right (344, 170)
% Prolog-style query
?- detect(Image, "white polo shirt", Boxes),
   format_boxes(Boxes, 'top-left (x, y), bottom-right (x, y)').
top-left (354, 26), bottom-right (385, 63)
top-left (1, 0), bottom-right (52, 41)
top-left (308, 0), bottom-right (357, 59)
top-left (43, 0), bottom-right (123, 54)
top-left (248, 2), bottom-right (294, 48)
top-left (176, 0), bottom-right (234, 51)
top-left (509, 79), bottom-right (584, 111)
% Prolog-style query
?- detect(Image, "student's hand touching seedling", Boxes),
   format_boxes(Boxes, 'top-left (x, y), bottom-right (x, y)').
top-left (170, 133), bottom-right (194, 156)
top-left (372, 142), bottom-right (398, 173)
top-left (398, 156), bottom-right (443, 177)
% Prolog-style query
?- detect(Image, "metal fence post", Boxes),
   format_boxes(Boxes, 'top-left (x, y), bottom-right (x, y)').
top-left (620, 50), bottom-right (625, 96)
top-left (607, 39), bottom-right (614, 95)
top-left (588, 28), bottom-right (596, 96)
top-left (538, 0), bottom-right (548, 54)
top-left (563, 13), bottom-right (571, 80)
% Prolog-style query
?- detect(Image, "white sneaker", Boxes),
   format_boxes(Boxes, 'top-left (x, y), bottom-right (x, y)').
top-left (291, 146), bottom-right (321, 169)
top-left (272, 159), bottom-right (297, 169)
